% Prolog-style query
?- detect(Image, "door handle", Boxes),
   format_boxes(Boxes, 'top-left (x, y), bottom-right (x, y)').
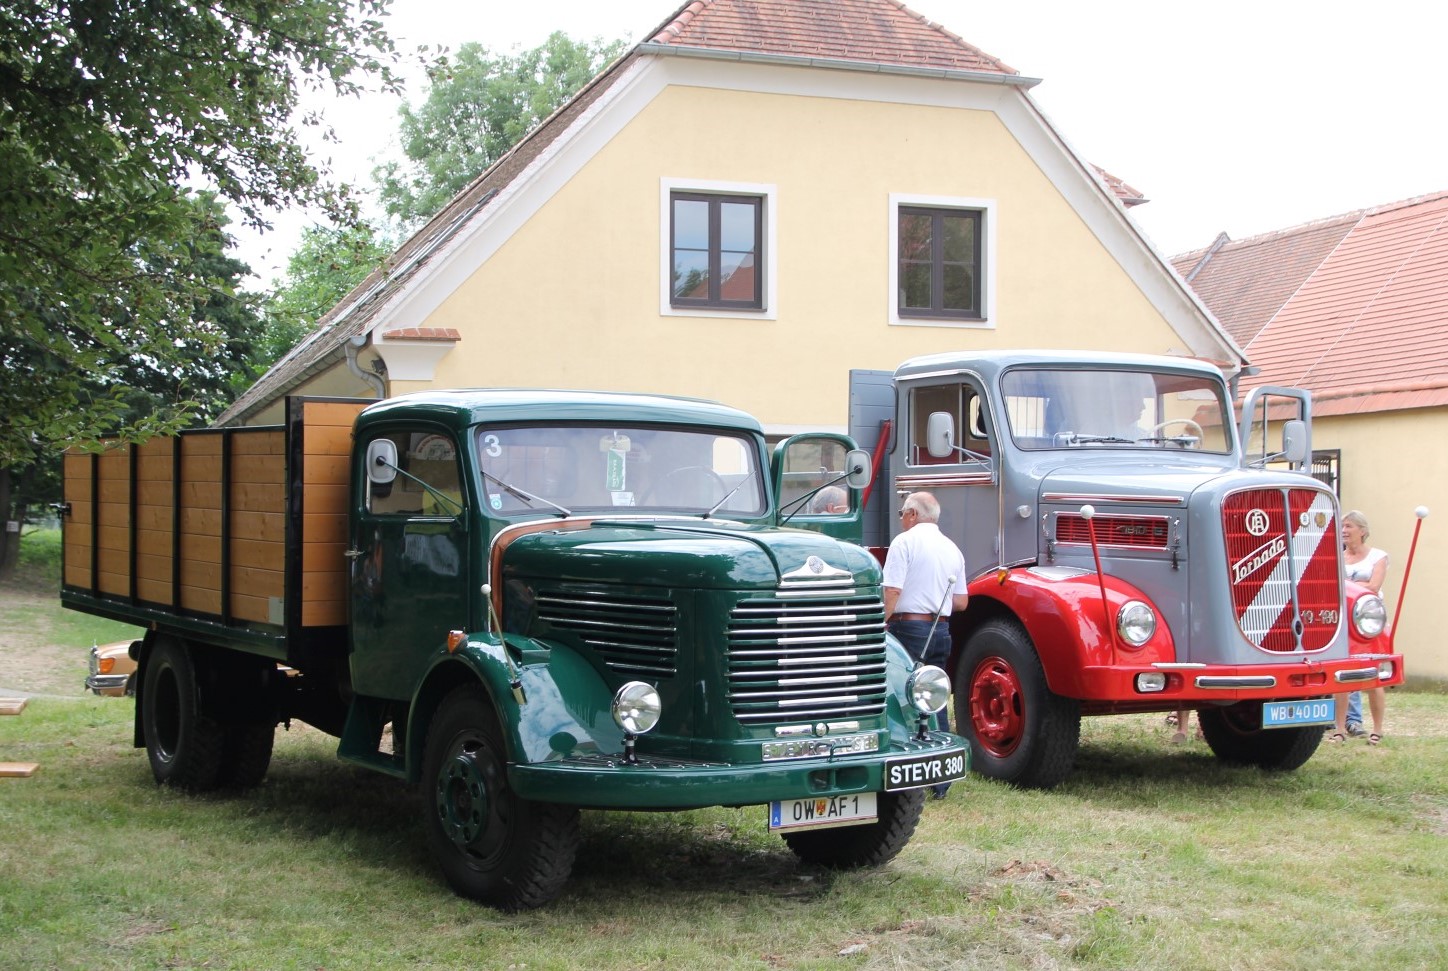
top-left (344, 549), bottom-right (366, 560)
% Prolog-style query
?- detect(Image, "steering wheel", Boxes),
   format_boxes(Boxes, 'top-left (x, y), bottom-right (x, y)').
top-left (647, 466), bottom-right (727, 507)
top-left (1147, 418), bottom-right (1204, 445)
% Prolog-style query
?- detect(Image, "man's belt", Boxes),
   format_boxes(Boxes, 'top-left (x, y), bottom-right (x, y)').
top-left (890, 612), bottom-right (941, 623)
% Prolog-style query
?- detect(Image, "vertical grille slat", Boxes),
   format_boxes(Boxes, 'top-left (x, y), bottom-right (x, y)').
top-left (534, 590), bottom-right (678, 676)
top-left (728, 592), bottom-right (888, 723)
top-left (1223, 487), bottom-right (1339, 653)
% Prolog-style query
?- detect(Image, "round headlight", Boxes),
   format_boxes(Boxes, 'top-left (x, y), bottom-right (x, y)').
top-left (610, 681), bottom-right (662, 735)
top-left (906, 665), bottom-right (951, 714)
top-left (1353, 594), bottom-right (1386, 638)
top-left (1117, 600), bottom-right (1156, 647)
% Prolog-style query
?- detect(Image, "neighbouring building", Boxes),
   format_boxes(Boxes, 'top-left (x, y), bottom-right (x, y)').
top-left (221, 0), bottom-right (1240, 444)
top-left (1174, 191), bottom-right (1448, 681)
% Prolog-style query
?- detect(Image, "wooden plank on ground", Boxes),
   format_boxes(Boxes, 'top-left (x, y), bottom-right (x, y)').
top-left (0, 763), bottom-right (41, 778)
top-left (0, 698), bottom-right (29, 715)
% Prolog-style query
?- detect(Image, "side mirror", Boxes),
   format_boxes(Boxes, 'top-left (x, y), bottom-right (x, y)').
top-left (1282, 419), bottom-right (1308, 465)
top-left (366, 438), bottom-right (398, 484)
top-left (925, 411), bottom-right (955, 459)
top-left (844, 449), bottom-right (872, 489)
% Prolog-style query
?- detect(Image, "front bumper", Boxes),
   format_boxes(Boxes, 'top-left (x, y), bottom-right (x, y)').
top-left (1075, 652), bottom-right (1404, 702)
top-left (509, 732), bottom-right (968, 808)
top-left (85, 674), bottom-right (130, 697)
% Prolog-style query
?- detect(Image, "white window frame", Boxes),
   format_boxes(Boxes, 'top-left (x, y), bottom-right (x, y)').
top-left (661, 177), bottom-right (778, 320)
top-left (889, 193), bottom-right (996, 329)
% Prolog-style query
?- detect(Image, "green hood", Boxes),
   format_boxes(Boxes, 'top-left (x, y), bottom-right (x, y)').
top-left (500, 519), bottom-right (880, 589)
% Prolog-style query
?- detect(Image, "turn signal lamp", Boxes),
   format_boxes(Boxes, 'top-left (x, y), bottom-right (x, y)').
top-left (1135, 672), bottom-right (1167, 693)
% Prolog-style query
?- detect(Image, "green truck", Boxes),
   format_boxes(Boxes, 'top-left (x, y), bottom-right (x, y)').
top-left (61, 389), bottom-right (967, 909)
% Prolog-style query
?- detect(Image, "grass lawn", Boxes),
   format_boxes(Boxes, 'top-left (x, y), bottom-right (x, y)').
top-left (3, 531), bottom-right (1445, 969)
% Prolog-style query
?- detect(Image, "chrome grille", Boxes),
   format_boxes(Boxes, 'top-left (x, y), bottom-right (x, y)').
top-left (533, 590), bottom-right (678, 676)
top-left (727, 587), bottom-right (888, 723)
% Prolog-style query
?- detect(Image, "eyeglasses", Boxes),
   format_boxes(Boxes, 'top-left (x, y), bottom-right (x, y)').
top-left (899, 508), bottom-right (914, 519)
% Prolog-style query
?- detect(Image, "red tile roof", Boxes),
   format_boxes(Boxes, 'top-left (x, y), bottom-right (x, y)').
top-left (647, 0), bottom-right (1019, 76)
top-left (1171, 214), bottom-right (1358, 347)
top-left (1188, 192), bottom-right (1448, 417)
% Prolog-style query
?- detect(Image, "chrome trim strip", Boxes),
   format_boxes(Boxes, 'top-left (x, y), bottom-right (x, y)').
top-left (1043, 493), bottom-right (1185, 506)
top-left (1195, 675), bottom-right (1277, 689)
top-left (1334, 667), bottom-right (1381, 684)
top-left (1152, 662), bottom-right (1207, 669)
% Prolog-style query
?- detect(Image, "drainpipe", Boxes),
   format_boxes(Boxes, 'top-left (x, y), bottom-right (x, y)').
top-left (345, 334), bottom-right (387, 399)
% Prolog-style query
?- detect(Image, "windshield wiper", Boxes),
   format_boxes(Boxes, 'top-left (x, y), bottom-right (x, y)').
top-left (482, 471), bottom-right (571, 518)
top-left (704, 471), bottom-right (756, 519)
top-left (1068, 433), bottom-right (1134, 445)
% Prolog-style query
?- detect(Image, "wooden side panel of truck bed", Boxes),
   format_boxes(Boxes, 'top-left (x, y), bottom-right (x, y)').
top-left (62, 397), bottom-right (367, 634)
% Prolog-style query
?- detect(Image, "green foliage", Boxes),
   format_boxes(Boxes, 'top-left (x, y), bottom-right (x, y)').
top-left (375, 31), bottom-right (628, 227)
top-left (0, 0), bottom-right (404, 465)
top-left (240, 222), bottom-right (392, 389)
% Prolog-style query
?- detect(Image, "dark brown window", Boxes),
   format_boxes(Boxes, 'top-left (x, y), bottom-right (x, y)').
top-left (898, 206), bottom-right (982, 319)
top-left (671, 192), bottom-right (763, 309)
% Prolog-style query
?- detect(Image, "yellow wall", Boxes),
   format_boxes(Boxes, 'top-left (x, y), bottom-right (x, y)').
top-left (1316, 410), bottom-right (1448, 682)
top-left (418, 85), bottom-right (1187, 430)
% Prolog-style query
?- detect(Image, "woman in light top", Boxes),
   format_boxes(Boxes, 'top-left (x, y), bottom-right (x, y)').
top-left (1331, 510), bottom-right (1389, 744)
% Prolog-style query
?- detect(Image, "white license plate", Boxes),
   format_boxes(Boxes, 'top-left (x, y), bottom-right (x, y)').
top-left (768, 793), bottom-right (878, 833)
top-left (883, 749), bottom-right (968, 791)
top-left (1262, 698), bottom-right (1336, 727)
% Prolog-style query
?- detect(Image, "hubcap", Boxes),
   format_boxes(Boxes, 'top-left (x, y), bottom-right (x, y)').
top-left (969, 656), bottom-right (1025, 757)
top-left (436, 750), bottom-right (489, 847)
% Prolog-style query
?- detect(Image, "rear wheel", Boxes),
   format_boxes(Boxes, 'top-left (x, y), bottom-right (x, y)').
top-left (422, 685), bottom-right (579, 910)
top-left (781, 789), bottom-right (925, 869)
top-left (1199, 702), bottom-right (1324, 770)
top-left (219, 723), bottom-right (276, 789)
top-left (141, 636), bottom-right (225, 791)
top-left (954, 619), bottom-right (1080, 790)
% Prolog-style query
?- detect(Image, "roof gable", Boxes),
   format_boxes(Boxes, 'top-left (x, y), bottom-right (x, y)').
top-left (1235, 192), bottom-right (1448, 415)
top-left (647, 0), bottom-right (1019, 76)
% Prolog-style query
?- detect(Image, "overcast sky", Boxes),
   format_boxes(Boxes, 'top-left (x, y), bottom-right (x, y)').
top-left (233, 0), bottom-right (1448, 282)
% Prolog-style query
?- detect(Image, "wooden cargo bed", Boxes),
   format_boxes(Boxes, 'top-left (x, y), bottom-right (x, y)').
top-left (61, 398), bottom-right (368, 661)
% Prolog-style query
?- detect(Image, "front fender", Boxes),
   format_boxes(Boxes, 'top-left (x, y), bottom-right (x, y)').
top-left (406, 635), bottom-right (625, 782)
top-left (966, 568), bottom-right (1177, 697)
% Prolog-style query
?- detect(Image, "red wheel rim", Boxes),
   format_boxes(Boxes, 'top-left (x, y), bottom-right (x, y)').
top-left (969, 655), bottom-right (1024, 757)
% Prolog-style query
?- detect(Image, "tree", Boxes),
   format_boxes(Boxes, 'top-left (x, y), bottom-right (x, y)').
top-left (375, 31), bottom-right (627, 227)
top-left (0, 193), bottom-right (263, 578)
top-left (0, 0), bottom-right (403, 577)
top-left (240, 221), bottom-right (392, 393)
top-left (0, 0), bottom-right (405, 467)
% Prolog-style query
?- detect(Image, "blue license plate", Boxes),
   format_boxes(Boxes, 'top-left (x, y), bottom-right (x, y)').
top-left (1262, 698), bottom-right (1335, 727)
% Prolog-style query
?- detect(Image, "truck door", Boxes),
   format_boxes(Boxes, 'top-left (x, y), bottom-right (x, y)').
top-left (349, 425), bottom-right (471, 700)
top-left (893, 377), bottom-right (999, 580)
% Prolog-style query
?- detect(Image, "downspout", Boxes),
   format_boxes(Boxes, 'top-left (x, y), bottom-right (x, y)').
top-left (345, 334), bottom-right (387, 399)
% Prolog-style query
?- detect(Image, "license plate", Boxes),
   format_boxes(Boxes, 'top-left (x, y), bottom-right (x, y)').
top-left (1262, 698), bottom-right (1336, 727)
top-left (768, 793), bottom-right (878, 833)
top-left (884, 748), bottom-right (968, 791)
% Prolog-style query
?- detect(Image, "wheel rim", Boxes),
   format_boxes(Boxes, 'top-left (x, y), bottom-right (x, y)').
top-left (969, 655), bottom-right (1025, 757)
top-left (434, 734), bottom-right (507, 864)
top-left (151, 663), bottom-right (181, 764)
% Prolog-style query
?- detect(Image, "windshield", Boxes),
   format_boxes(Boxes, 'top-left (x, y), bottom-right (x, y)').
top-left (475, 423), bottom-right (766, 517)
top-left (1000, 367), bottom-right (1232, 453)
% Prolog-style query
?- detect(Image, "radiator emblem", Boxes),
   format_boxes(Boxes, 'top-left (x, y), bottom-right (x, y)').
top-left (1245, 508), bottom-right (1270, 537)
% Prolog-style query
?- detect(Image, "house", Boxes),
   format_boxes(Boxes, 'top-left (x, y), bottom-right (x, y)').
top-left (220, 0), bottom-right (1240, 444)
top-left (1173, 191), bottom-right (1448, 682)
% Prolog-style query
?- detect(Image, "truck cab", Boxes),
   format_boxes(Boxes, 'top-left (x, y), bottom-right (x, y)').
top-left (850, 351), bottom-right (1403, 788)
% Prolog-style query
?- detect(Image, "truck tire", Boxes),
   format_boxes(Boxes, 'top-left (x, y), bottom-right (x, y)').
top-left (954, 619), bottom-right (1080, 790)
top-left (141, 636), bottom-right (225, 791)
top-left (1198, 702), bottom-right (1324, 771)
top-left (219, 723), bottom-right (275, 789)
top-left (781, 788), bottom-right (925, 869)
top-left (422, 685), bottom-right (580, 910)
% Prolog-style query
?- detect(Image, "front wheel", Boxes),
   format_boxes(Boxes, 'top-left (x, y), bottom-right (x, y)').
top-left (140, 636), bottom-right (225, 791)
top-left (954, 619), bottom-right (1080, 790)
top-left (1198, 702), bottom-right (1324, 770)
top-left (421, 685), bottom-right (580, 910)
top-left (781, 789), bottom-right (925, 868)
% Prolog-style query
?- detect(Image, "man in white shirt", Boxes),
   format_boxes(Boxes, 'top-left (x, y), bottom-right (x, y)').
top-left (882, 491), bottom-right (968, 796)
